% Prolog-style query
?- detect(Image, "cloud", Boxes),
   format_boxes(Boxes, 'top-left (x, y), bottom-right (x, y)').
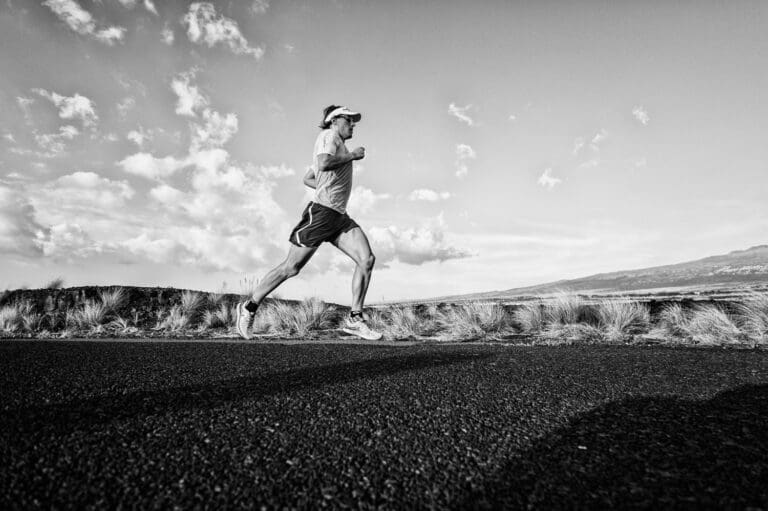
top-left (182, 2), bottom-right (264, 59)
top-left (589, 129), bottom-right (607, 152)
top-left (632, 105), bottom-right (650, 125)
top-left (448, 103), bottom-right (475, 126)
top-left (0, 185), bottom-right (45, 257)
top-left (191, 109), bottom-right (238, 150)
top-left (369, 215), bottom-right (473, 266)
top-left (408, 189), bottom-right (451, 202)
top-left (126, 127), bottom-right (152, 148)
top-left (36, 223), bottom-right (102, 259)
top-left (508, 114), bottom-right (517, 121)
top-left (161, 23), bottom-right (174, 45)
top-left (634, 157), bottom-right (647, 168)
top-left (2, 133), bottom-right (16, 144)
top-left (34, 89), bottom-right (98, 127)
top-left (42, 0), bottom-right (126, 45)
top-left (250, 0), bottom-right (269, 14)
top-left (171, 71), bottom-right (208, 117)
top-left (16, 96), bottom-right (34, 121)
top-left (537, 168), bottom-right (561, 189)
top-left (34, 125), bottom-right (80, 156)
top-left (117, 96), bottom-right (136, 118)
top-left (118, 0), bottom-right (158, 15)
top-left (118, 152), bottom-right (188, 180)
top-left (578, 158), bottom-right (599, 169)
top-left (49, 172), bottom-right (135, 209)
top-left (346, 186), bottom-right (391, 216)
top-left (573, 137), bottom-right (585, 155)
top-left (455, 143), bottom-right (476, 178)
top-left (257, 164), bottom-right (295, 179)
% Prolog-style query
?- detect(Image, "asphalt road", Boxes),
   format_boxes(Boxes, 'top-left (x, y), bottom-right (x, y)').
top-left (1, 341), bottom-right (766, 509)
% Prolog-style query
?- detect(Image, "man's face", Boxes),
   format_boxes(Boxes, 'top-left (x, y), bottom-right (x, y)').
top-left (334, 116), bottom-right (356, 140)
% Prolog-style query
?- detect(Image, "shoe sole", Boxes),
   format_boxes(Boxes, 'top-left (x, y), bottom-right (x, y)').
top-left (341, 327), bottom-right (383, 341)
top-left (235, 303), bottom-right (251, 340)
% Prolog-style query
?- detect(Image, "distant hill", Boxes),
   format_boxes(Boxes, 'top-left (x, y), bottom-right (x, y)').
top-left (428, 244), bottom-right (768, 302)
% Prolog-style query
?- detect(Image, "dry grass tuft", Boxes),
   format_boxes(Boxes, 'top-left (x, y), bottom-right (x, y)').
top-left (686, 304), bottom-right (742, 345)
top-left (253, 298), bottom-right (334, 337)
top-left (156, 305), bottom-right (190, 332)
top-left (99, 287), bottom-right (126, 314)
top-left (734, 292), bottom-right (768, 345)
top-left (70, 300), bottom-right (107, 330)
top-left (436, 302), bottom-right (510, 340)
top-left (514, 302), bottom-right (544, 333)
top-left (203, 302), bottom-right (234, 329)
top-left (597, 300), bottom-right (650, 342)
top-left (0, 303), bottom-right (22, 333)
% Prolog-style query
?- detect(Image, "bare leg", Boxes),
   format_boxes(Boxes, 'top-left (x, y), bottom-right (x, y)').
top-left (332, 227), bottom-right (375, 311)
top-left (249, 244), bottom-right (317, 304)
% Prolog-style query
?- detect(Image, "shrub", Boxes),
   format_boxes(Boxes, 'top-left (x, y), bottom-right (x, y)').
top-left (180, 290), bottom-right (203, 324)
top-left (254, 298), bottom-right (333, 337)
top-left (538, 323), bottom-right (605, 345)
top-left (384, 305), bottom-right (425, 339)
top-left (108, 316), bottom-right (138, 335)
top-left (544, 292), bottom-right (585, 326)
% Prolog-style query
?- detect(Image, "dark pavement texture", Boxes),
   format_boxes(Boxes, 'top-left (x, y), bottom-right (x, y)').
top-left (1, 341), bottom-right (766, 509)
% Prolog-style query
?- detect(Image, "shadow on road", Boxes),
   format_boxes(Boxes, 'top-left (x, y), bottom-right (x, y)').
top-left (460, 384), bottom-right (768, 509)
top-left (1, 350), bottom-right (492, 437)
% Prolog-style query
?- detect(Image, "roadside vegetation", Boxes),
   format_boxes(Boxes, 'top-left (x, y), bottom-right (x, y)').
top-left (0, 286), bottom-right (766, 347)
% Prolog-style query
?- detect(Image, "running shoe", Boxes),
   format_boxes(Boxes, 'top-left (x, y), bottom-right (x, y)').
top-left (341, 316), bottom-right (383, 341)
top-left (236, 301), bottom-right (256, 340)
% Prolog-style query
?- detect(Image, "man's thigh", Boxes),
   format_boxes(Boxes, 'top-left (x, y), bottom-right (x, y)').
top-left (332, 226), bottom-right (372, 265)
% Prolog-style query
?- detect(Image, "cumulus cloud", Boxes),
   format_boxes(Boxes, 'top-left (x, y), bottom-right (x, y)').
top-left (171, 72), bottom-right (208, 117)
top-left (42, 0), bottom-right (126, 45)
top-left (34, 125), bottom-right (80, 156)
top-left (126, 127), bottom-right (152, 148)
top-left (117, 0), bottom-right (158, 15)
top-left (250, 0), bottom-right (269, 14)
top-left (0, 185), bottom-right (45, 257)
top-left (34, 89), bottom-right (98, 127)
top-left (182, 2), bottom-right (264, 59)
top-left (161, 23), bottom-right (175, 45)
top-left (578, 158), bottom-right (599, 169)
top-left (49, 172), bottom-right (134, 209)
top-left (408, 189), bottom-right (451, 201)
top-left (118, 152), bottom-right (187, 180)
top-left (537, 168), bottom-right (561, 189)
top-left (117, 96), bottom-right (136, 118)
top-left (589, 129), bottom-right (607, 152)
top-left (448, 103), bottom-right (475, 126)
top-left (191, 109), bottom-right (238, 150)
top-left (257, 164), bottom-right (295, 179)
top-left (632, 105), bottom-right (650, 125)
top-left (369, 215), bottom-right (472, 266)
top-left (346, 186), bottom-right (391, 216)
top-left (573, 137), bottom-right (585, 155)
top-left (455, 143), bottom-right (476, 178)
top-left (37, 223), bottom-right (102, 259)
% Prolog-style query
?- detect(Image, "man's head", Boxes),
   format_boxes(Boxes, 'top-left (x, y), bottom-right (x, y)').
top-left (319, 105), bottom-right (361, 140)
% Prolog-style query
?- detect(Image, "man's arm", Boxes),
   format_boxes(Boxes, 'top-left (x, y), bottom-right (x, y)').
top-left (316, 147), bottom-right (365, 172)
top-left (303, 167), bottom-right (317, 189)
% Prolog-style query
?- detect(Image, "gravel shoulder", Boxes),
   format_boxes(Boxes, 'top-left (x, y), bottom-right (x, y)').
top-left (1, 341), bottom-right (766, 509)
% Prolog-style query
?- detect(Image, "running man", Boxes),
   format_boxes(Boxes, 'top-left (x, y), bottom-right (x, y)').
top-left (236, 105), bottom-right (382, 341)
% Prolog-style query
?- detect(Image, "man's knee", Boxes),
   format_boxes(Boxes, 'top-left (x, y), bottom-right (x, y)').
top-left (362, 253), bottom-right (375, 272)
top-left (281, 261), bottom-right (302, 278)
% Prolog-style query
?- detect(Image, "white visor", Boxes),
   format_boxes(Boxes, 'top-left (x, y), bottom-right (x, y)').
top-left (324, 106), bottom-right (361, 124)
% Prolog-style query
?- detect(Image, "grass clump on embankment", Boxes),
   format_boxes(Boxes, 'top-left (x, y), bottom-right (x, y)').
top-left (0, 285), bottom-right (766, 346)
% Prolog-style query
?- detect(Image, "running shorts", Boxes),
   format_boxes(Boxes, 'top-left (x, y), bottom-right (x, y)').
top-left (289, 201), bottom-right (359, 248)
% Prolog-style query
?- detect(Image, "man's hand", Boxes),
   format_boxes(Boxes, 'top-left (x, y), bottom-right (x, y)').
top-left (350, 147), bottom-right (366, 160)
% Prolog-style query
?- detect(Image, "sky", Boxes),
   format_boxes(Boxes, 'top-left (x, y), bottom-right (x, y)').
top-left (1, 0), bottom-right (767, 303)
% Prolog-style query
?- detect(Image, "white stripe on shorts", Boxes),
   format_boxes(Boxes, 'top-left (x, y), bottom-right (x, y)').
top-left (294, 203), bottom-right (314, 247)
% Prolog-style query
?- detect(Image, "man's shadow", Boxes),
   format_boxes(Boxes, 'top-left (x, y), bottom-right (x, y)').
top-left (460, 384), bottom-right (768, 509)
top-left (1, 349), bottom-right (492, 438)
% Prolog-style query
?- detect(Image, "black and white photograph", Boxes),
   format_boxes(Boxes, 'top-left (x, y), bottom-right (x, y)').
top-left (1, 0), bottom-right (767, 508)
